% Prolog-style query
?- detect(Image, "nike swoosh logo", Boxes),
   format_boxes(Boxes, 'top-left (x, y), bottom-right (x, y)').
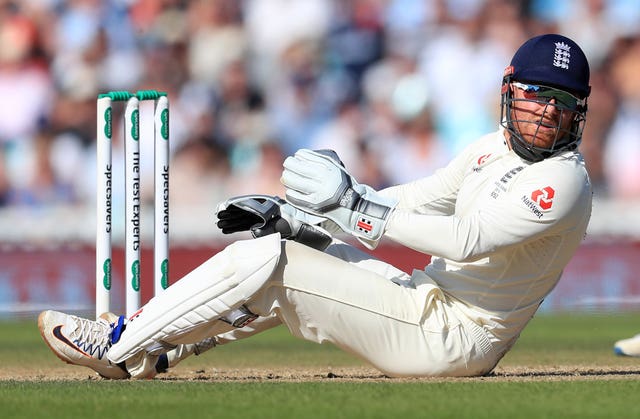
top-left (53, 325), bottom-right (90, 357)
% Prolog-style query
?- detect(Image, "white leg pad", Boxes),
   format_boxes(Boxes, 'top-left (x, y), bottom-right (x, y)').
top-left (108, 233), bottom-right (282, 363)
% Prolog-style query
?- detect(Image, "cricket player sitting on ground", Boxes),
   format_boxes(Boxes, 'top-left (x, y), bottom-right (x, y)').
top-left (39, 34), bottom-right (593, 378)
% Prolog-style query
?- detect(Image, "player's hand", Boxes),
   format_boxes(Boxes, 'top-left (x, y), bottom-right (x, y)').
top-left (216, 195), bottom-right (282, 235)
top-left (215, 195), bottom-right (333, 250)
top-left (282, 149), bottom-right (352, 212)
top-left (281, 149), bottom-right (398, 247)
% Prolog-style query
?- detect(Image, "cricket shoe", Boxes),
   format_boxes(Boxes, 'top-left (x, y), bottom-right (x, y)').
top-left (38, 310), bottom-right (130, 379)
top-left (614, 334), bottom-right (640, 357)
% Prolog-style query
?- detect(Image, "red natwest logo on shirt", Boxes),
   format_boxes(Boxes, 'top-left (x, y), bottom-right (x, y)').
top-left (531, 186), bottom-right (555, 210)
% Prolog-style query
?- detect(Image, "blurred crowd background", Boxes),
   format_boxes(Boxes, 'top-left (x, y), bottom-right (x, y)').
top-left (0, 0), bottom-right (639, 244)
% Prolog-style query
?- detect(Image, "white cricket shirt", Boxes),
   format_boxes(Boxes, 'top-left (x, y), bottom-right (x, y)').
top-left (382, 127), bottom-right (592, 344)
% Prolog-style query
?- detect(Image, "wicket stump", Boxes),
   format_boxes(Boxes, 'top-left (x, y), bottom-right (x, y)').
top-left (96, 90), bottom-right (170, 319)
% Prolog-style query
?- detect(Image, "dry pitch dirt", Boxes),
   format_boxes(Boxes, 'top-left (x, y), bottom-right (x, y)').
top-left (4, 365), bottom-right (640, 383)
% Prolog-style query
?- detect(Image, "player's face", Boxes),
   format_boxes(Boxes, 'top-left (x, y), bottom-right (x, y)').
top-left (509, 83), bottom-right (576, 149)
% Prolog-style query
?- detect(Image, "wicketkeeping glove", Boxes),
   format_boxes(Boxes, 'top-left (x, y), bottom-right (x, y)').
top-left (215, 194), bottom-right (333, 251)
top-left (281, 149), bottom-right (398, 248)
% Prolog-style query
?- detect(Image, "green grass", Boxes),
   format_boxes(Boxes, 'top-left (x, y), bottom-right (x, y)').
top-left (3, 380), bottom-right (640, 419)
top-left (2, 313), bottom-right (640, 418)
top-left (501, 312), bottom-right (640, 366)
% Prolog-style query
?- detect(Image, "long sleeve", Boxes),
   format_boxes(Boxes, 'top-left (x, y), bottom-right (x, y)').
top-left (382, 128), bottom-right (591, 260)
top-left (385, 162), bottom-right (591, 261)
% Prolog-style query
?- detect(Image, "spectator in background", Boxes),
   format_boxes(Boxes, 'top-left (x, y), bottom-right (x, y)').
top-left (14, 129), bottom-right (77, 206)
top-left (243, 0), bottom-right (332, 89)
top-left (227, 141), bottom-right (287, 197)
top-left (378, 105), bottom-right (451, 185)
top-left (577, 65), bottom-right (617, 196)
top-left (170, 136), bottom-right (231, 212)
top-left (309, 99), bottom-right (380, 185)
top-left (323, 0), bottom-right (386, 103)
top-left (0, 3), bottom-right (54, 206)
top-left (266, 39), bottom-right (334, 155)
top-left (185, 0), bottom-right (246, 89)
top-left (601, 36), bottom-right (640, 200)
top-left (415, 2), bottom-right (517, 154)
top-left (212, 59), bottom-right (266, 154)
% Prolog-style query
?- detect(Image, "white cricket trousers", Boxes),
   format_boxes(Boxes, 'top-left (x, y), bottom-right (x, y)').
top-left (122, 237), bottom-right (498, 377)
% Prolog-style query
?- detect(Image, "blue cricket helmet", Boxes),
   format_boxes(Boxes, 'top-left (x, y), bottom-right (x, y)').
top-left (509, 34), bottom-right (590, 98)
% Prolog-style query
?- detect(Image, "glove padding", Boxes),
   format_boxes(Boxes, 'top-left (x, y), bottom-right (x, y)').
top-left (216, 194), bottom-right (333, 250)
top-left (281, 149), bottom-right (398, 248)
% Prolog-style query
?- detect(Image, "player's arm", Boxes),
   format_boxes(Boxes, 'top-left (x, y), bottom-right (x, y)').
top-left (280, 147), bottom-right (471, 249)
top-left (384, 163), bottom-right (591, 261)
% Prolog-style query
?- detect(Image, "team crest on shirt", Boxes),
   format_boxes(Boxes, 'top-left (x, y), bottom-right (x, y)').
top-left (521, 186), bottom-right (555, 218)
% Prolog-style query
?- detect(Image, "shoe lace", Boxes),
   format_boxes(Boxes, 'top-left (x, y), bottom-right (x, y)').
top-left (72, 317), bottom-right (113, 360)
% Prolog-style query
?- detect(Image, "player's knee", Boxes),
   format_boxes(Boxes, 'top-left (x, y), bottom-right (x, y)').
top-left (108, 233), bottom-right (283, 364)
